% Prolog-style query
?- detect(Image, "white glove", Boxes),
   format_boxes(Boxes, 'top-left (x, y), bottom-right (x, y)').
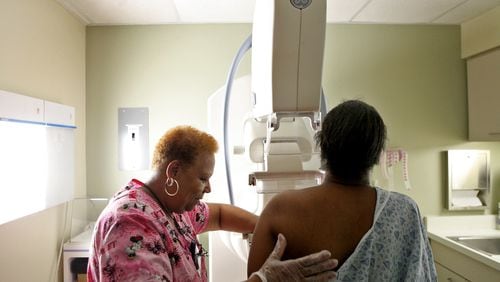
top-left (249, 233), bottom-right (338, 282)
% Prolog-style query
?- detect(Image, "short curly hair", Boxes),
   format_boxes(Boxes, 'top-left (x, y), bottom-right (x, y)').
top-left (152, 125), bottom-right (219, 170)
top-left (315, 100), bottom-right (386, 182)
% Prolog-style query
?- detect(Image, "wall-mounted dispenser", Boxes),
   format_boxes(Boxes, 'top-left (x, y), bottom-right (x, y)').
top-left (118, 108), bottom-right (149, 171)
top-left (447, 150), bottom-right (490, 210)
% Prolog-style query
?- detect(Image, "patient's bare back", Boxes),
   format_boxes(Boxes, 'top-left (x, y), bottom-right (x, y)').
top-left (269, 184), bottom-right (377, 268)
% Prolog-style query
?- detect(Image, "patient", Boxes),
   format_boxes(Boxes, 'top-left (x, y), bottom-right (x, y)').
top-left (247, 100), bottom-right (437, 281)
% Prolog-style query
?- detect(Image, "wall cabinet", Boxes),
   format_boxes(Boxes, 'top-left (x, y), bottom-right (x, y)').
top-left (467, 47), bottom-right (500, 141)
top-left (0, 89), bottom-right (76, 225)
top-left (430, 239), bottom-right (500, 282)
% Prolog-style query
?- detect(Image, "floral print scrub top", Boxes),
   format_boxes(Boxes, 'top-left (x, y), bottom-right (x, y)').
top-left (87, 179), bottom-right (209, 282)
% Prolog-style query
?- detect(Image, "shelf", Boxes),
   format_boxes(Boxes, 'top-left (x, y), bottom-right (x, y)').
top-left (451, 188), bottom-right (488, 191)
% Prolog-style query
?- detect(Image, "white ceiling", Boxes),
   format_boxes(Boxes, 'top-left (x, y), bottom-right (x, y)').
top-left (57, 0), bottom-right (500, 26)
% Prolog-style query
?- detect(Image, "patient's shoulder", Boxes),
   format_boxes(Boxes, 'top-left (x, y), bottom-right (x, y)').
top-left (271, 187), bottom-right (315, 204)
top-left (263, 187), bottom-right (318, 217)
top-left (377, 188), bottom-right (422, 221)
top-left (263, 189), bottom-right (297, 212)
top-left (386, 190), bottom-right (419, 209)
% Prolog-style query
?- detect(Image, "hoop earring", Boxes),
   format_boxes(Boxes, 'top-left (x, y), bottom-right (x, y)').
top-left (164, 177), bottom-right (179, 197)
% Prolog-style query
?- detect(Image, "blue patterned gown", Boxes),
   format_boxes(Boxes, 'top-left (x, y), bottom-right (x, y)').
top-left (336, 187), bottom-right (437, 282)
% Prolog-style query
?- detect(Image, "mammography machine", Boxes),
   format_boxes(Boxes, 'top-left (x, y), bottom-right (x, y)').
top-left (206, 0), bottom-right (328, 280)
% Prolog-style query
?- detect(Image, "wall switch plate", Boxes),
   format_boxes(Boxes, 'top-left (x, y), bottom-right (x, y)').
top-left (118, 107), bottom-right (149, 171)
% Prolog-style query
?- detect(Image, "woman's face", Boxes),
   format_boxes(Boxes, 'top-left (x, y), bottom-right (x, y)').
top-left (175, 152), bottom-right (215, 212)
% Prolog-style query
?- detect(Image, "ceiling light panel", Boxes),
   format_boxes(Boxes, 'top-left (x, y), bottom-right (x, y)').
top-left (354, 0), bottom-right (466, 24)
top-left (173, 0), bottom-right (255, 23)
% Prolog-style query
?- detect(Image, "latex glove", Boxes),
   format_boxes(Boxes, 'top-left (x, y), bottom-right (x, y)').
top-left (249, 233), bottom-right (338, 282)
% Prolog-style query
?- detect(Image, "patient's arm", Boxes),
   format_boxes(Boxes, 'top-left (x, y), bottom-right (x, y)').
top-left (247, 195), bottom-right (280, 275)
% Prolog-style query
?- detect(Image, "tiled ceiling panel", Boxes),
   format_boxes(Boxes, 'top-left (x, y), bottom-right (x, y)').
top-left (58, 0), bottom-right (180, 25)
top-left (173, 0), bottom-right (255, 23)
top-left (433, 0), bottom-right (500, 24)
top-left (56, 0), bottom-right (500, 26)
top-left (354, 0), bottom-right (467, 23)
top-left (327, 0), bottom-right (370, 22)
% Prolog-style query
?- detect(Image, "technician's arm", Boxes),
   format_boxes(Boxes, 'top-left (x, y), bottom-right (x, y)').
top-left (204, 203), bottom-right (258, 233)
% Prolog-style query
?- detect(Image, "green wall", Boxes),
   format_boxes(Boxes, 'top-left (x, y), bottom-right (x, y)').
top-left (86, 24), bottom-right (500, 217)
top-left (322, 24), bottom-right (500, 215)
top-left (86, 24), bottom-right (253, 198)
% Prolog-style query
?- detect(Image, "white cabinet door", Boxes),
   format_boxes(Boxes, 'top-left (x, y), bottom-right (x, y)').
top-left (0, 90), bottom-right (44, 123)
top-left (467, 47), bottom-right (500, 141)
top-left (430, 239), bottom-right (500, 282)
top-left (435, 262), bottom-right (470, 282)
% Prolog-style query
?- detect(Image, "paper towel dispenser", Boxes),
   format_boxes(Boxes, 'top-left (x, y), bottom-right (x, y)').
top-left (447, 150), bottom-right (490, 210)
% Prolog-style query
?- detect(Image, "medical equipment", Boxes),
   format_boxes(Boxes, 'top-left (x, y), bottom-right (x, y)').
top-left (62, 198), bottom-right (108, 282)
top-left (207, 0), bottom-right (327, 281)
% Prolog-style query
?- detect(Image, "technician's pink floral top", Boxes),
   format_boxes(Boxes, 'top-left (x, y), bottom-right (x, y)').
top-left (87, 179), bottom-right (209, 282)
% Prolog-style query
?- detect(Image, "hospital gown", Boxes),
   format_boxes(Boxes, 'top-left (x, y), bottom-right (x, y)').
top-left (87, 179), bottom-right (209, 282)
top-left (336, 187), bottom-right (437, 282)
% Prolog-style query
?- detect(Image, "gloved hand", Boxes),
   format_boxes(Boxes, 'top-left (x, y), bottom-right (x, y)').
top-left (249, 233), bottom-right (338, 282)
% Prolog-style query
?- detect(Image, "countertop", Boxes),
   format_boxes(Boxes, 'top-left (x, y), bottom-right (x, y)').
top-left (63, 225), bottom-right (93, 252)
top-left (425, 215), bottom-right (500, 271)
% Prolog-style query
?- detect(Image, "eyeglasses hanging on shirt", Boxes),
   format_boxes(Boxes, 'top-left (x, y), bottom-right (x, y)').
top-left (190, 240), bottom-right (208, 271)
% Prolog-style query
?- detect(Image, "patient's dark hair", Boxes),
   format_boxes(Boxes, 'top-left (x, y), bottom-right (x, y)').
top-left (315, 100), bottom-right (386, 182)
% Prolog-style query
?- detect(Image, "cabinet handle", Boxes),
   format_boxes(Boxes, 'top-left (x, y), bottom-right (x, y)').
top-left (488, 132), bottom-right (500, 135)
